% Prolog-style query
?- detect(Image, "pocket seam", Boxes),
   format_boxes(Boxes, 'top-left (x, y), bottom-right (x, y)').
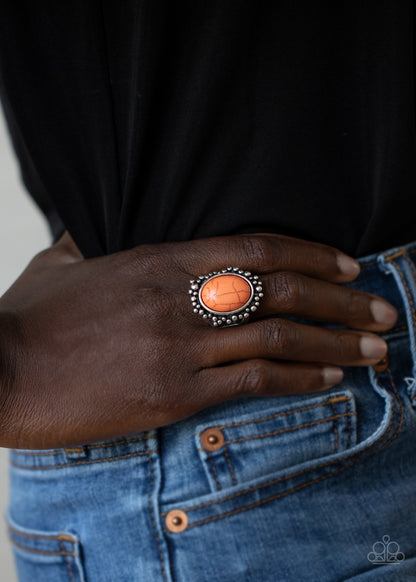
top-left (8, 538), bottom-right (78, 558)
top-left (195, 394), bottom-right (350, 434)
top-left (402, 252), bottom-right (416, 322)
top-left (223, 444), bottom-right (238, 486)
top-left (7, 514), bottom-right (84, 582)
top-left (59, 538), bottom-right (76, 582)
top-left (206, 453), bottom-right (222, 491)
top-left (329, 400), bottom-right (339, 452)
top-left (195, 393), bottom-right (355, 494)
top-left (7, 521), bottom-right (80, 556)
top-left (8, 525), bottom-right (76, 543)
top-left (161, 367), bottom-right (403, 531)
top-left (196, 411), bottom-right (357, 451)
top-left (346, 397), bottom-right (351, 448)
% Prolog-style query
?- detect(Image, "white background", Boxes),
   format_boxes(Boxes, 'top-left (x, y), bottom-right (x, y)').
top-left (0, 108), bottom-right (50, 582)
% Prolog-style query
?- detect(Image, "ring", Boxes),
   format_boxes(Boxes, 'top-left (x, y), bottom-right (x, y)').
top-left (189, 267), bottom-right (263, 327)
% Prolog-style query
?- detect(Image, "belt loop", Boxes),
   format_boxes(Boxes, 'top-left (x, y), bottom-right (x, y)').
top-left (404, 377), bottom-right (416, 409)
top-left (377, 252), bottom-right (394, 275)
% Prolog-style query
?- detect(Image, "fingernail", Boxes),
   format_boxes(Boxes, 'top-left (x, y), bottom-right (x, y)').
top-left (336, 254), bottom-right (361, 277)
top-left (322, 366), bottom-right (344, 386)
top-left (360, 336), bottom-right (388, 359)
top-left (370, 299), bottom-right (398, 325)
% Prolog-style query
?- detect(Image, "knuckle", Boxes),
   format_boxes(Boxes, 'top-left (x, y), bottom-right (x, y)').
top-left (240, 236), bottom-right (273, 267)
top-left (29, 247), bottom-right (54, 267)
top-left (237, 360), bottom-right (269, 396)
top-left (124, 244), bottom-right (167, 276)
top-left (264, 319), bottom-right (293, 354)
top-left (137, 287), bottom-right (179, 321)
top-left (273, 271), bottom-right (301, 311)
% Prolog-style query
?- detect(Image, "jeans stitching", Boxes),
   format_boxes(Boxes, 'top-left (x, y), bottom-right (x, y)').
top-left (223, 445), bottom-right (238, 486)
top-left (161, 365), bottom-right (400, 518)
top-left (64, 448), bottom-right (85, 455)
top-left (147, 441), bottom-right (169, 582)
top-left (11, 449), bottom-right (157, 471)
top-left (330, 401), bottom-right (338, 453)
top-left (393, 254), bottom-right (416, 402)
top-left (86, 434), bottom-right (149, 450)
top-left (59, 538), bottom-right (74, 582)
top-left (195, 395), bottom-right (350, 434)
top-left (162, 367), bottom-right (403, 531)
top-left (9, 538), bottom-right (78, 557)
top-left (12, 434), bottom-right (149, 457)
top-left (386, 324), bottom-right (408, 334)
top-left (402, 251), bottom-right (416, 292)
top-left (7, 527), bottom-right (76, 542)
top-left (359, 259), bottom-right (378, 267)
top-left (196, 411), bottom-right (356, 450)
top-left (385, 250), bottom-right (406, 262)
top-left (346, 398), bottom-right (351, 449)
top-left (392, 252), bottom-right (416, 328)
top-left (12, 450), bottom-right (58, 457)
top-left (207, 452), bottom-right (222, 490)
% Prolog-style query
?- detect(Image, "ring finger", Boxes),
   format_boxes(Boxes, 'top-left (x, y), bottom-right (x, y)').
top-left (200, 317), bottom-right (388, 368)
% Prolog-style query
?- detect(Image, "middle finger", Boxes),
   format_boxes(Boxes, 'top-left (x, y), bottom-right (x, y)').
top-left (254, 271), bottom-right (398, 331)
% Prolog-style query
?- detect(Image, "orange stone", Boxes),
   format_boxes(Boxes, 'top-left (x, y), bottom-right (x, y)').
top-left (200, 274), bottom-right (252, 313)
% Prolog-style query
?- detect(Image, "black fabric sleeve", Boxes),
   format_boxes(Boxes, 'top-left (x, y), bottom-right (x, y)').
top-left (0, 88), bottom-right (66, 245)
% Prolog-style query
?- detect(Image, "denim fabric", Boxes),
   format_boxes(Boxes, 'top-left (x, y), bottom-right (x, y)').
top-left (7, 240), bottom-right (416, 582)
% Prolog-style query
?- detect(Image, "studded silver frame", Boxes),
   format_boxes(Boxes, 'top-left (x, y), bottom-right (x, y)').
top-left (189, 267), bottom-right (263, 327)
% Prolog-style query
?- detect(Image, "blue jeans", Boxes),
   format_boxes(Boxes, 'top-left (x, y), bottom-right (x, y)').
top-left (7, 240), bottom-right (416, 582)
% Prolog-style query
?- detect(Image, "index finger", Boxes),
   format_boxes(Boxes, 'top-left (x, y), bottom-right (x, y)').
top-left (167, 233), bottom-right (361, 283)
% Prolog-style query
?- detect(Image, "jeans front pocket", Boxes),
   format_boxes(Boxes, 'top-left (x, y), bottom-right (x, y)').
top-left (7, 512), bottom-right (86, 582)
top-left (194, 388), bottom-right (357, 492)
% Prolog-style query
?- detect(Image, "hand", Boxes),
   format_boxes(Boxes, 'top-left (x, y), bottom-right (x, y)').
top-left (0, 232), bottom-right (398, 449)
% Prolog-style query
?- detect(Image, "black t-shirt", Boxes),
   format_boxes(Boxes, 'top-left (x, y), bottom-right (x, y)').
top-left (0, 1), bottom-right (415, 259)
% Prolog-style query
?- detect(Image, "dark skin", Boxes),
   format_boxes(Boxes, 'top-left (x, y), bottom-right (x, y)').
top-left (0, 230), bottom-right (398, 450)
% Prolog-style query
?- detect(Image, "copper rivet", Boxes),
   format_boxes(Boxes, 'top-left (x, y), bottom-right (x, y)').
top-left (200, 427), bottom-right (224, 451)
top-left (373, 353), bottom-right (389, 372)
top-left (165, 509), bottom-right (188, 533)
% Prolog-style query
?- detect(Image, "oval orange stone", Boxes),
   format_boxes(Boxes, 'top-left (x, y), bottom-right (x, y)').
top-left (200, 274), bottom-right (252, 313)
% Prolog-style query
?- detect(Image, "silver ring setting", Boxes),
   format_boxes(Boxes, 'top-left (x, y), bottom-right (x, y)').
top-left (189, 267), bottom-right (263, 327)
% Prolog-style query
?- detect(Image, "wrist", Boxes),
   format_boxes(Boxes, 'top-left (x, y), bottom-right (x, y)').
top-left (52, 230), bottom-right (84, 261)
